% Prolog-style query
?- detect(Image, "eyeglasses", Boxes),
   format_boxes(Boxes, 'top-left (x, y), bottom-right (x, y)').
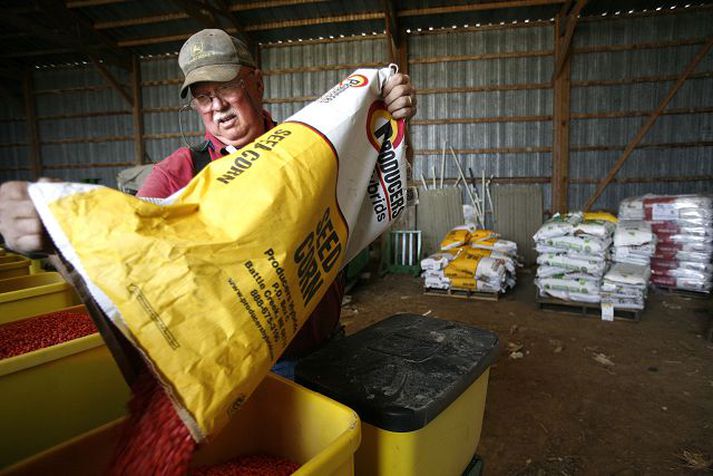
top-left (190, 78), bottom-right (246, 112)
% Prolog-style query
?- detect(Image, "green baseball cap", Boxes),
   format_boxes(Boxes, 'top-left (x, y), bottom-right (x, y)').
top-left (178, 29), bottom-right (256, 98)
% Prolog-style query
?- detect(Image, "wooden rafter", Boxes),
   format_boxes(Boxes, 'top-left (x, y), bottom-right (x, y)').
top-left (551, 0), bottom-right (588, 81)
top-left (213, 0), bottom-right (255, 55)
top-left (67, 0), bottom-right (128, 7)
top-left (583, 36), bottom-right (713, 211)
top-left (383, 0), bottom-right (399, 64)
top-left (229, 0), bottom-right (328, 11)
top-left (243, 12), bottom-right (384, 32)
top-left (398, 0), bottom-right (565, 17)
top-left (167, 0), bottom-right (218, 29)
top-left (91, 56), bottom-right (133, 106)
top-left (0, 1), bottom-right (130, 69)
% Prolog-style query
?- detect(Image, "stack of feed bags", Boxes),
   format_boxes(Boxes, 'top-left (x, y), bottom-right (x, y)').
top-left (420, 225), bottom-right (518, 294)
top-left (619, 194), bottom-right (713, 293)
top-left (612, 221), bottom-right (656, 266)
top-left (601, 262), bottom-right (651, 310)
top-left (534, 212), bottom-right (616, 303)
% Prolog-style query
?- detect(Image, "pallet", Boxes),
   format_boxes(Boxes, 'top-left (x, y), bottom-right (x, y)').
top-left (536, 294), bottom-right (642, 322)
top-left (652, 285), bottom-right (711, 300)
top-left (424, 287), bottom-right (500, 302)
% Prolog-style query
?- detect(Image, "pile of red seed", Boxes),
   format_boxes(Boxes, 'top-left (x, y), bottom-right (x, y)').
top-left (0, 310), bottom-right (96, 359)
top-left (111, 370), bottom-right (196, 476)
top-left (111, 370), bottom-right (302, 475)
top-left (191, 454), bottom-right (301, 476)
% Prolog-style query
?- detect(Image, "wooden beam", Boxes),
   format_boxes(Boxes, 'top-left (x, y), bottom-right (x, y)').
top-left (418, 82), bottom-right (552, 94)
top-left (167, 0), bottom-right (218, 29)
top-left (583, 36), bottom-right (713, 211)
top-left (67, 0), bottom-right (128, 7)
top-left (415, 146), bottom-right (551, 155)
top-left (243, 12), bottom-right (384, 32)
top-left (412, 115), bottom-right (552, 126)
top-left (91, 56), bottom-right (133, 106)
top-left (229, 0), bottom-right (328, 11)
top-left (551, 0), bottom-right (587, 82)
top-left (574, 37), bottom-right (706, 55)
top-left (40, 0), bottom-right (131, 69)
top-left (552, 13), bottom-right (572, 214)
top-left (3, 48), bottom-right (76, 58)
top-left (94, 12), bottom-right (189, 30)
top-left (572, 141), bottom-right (713, 153)
top-left (1, 1), bottom-right (130, 69)
top-left (410, 50), bottom-right (552, 65)
top-left (131, 56), bottom-right (146, 166)
top-left (383, 0), bottom-right (399, 64)
top-left (213, 0), bottom-right (255, 56)
top-left (23, 69), bottom-right (42, 180)
top-left (117, 14), bottom-right (388, 47)
top-left (572, 71), bottom-right (713, 88)
top-left (398, 0), bottom-right (565, 17)
top-left (397, 28), bottom-right (414, 167)
top-left (572, 106), bottom-right (713, 120)
top-left (262, 62), bottom-right (382, 76)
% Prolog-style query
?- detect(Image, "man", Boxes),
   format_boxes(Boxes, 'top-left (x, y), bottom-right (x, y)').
top-left (0, 29), bottom-right (417, 373)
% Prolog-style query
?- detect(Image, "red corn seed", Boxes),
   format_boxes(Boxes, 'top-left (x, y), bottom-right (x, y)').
top-left (111, 370), bottom-right (196, 476)
top-left (0, 310), bottom-right (96, 359)
top-left (191, 454), bottom-right (301, 476)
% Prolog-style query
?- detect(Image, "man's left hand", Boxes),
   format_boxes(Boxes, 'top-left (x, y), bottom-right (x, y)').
top-left (383, 73), bottom-right (417, 121)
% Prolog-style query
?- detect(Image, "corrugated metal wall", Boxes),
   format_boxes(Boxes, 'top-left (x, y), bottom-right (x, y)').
top-left (34, 64), bottom-right (131, 186)
top-left (260, 36), bottom-right (387, 121)
top-left (141, 55), bottom-right (202, 165)
top-left (570, 8), bottom-right (713, 211)
top-left (0, 96), bottom-right (29, 182)
top-left (0, 56), bottom-right (209, 187)
top-left (408, 22), bottom-right (554, 211)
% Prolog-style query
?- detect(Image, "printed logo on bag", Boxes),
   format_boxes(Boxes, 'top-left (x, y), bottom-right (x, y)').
top-left (339, 74), bottom-right (369, 88)
top-left (319, 73), bottom-right (369, 103)
top-left (366, 101), bottom-right (405, 222)
top-left (366, 101), bottom-right (404, 152)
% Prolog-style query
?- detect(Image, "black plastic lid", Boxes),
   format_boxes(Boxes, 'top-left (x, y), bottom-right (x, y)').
top-left (295, 313), bottom-right (500, 432)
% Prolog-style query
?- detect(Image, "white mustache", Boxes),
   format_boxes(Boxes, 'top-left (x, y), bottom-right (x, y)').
top-left (213, 109), bottom-right (238, 123)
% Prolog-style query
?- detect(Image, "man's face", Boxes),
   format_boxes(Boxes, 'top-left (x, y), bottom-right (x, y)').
top-left (191, 68), bottom-right (266, 148)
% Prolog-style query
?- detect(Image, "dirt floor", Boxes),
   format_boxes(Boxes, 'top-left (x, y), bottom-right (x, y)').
top-left (340, 270), bottom-right (713, 475)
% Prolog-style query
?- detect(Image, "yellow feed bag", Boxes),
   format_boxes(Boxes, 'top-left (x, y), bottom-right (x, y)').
top-left (29, 67), bottom-right (406, 441)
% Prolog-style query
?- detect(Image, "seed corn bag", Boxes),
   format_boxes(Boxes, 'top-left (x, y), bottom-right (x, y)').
top-left (29, 66), bottom-right (406, 441)
top-left (440, 225), bottom-right (475, 251)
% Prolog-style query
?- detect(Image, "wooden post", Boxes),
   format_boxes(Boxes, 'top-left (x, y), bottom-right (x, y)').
top-left (399, 30), bottom-right (415, 167)
top-left (551, 13), bottom-right (571, 213)
top-left (583, 36), bottom-right (713, 211)
top-left (23, 69), bottom-right (42, 180)
top-left (131, 55), bottom-right (145, 165)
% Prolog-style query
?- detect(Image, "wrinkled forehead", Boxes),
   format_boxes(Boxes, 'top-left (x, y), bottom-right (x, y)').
top-left (191, 68), bottom-right (254, 95)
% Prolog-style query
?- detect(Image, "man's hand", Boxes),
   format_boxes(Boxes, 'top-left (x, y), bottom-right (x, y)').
top-left (0, 179), bottom-right (54, 254)
top-left (383, 72), bottom-right (417, 121)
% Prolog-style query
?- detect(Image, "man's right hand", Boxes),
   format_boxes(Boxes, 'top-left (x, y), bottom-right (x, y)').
top-left (0, 180), bottom-right (52, 254)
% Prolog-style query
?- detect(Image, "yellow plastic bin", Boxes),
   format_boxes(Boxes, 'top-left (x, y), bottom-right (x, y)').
top-left (0, 305), bottom-right (131, 468)
top-left (0, 272), bottom-right (80, 322)
top-left (296, 313), bottom-right (500, 476)
top-left (2, 373), bottom-right (361, 476)
top-left (0, 255), bottom-right (31, 280)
